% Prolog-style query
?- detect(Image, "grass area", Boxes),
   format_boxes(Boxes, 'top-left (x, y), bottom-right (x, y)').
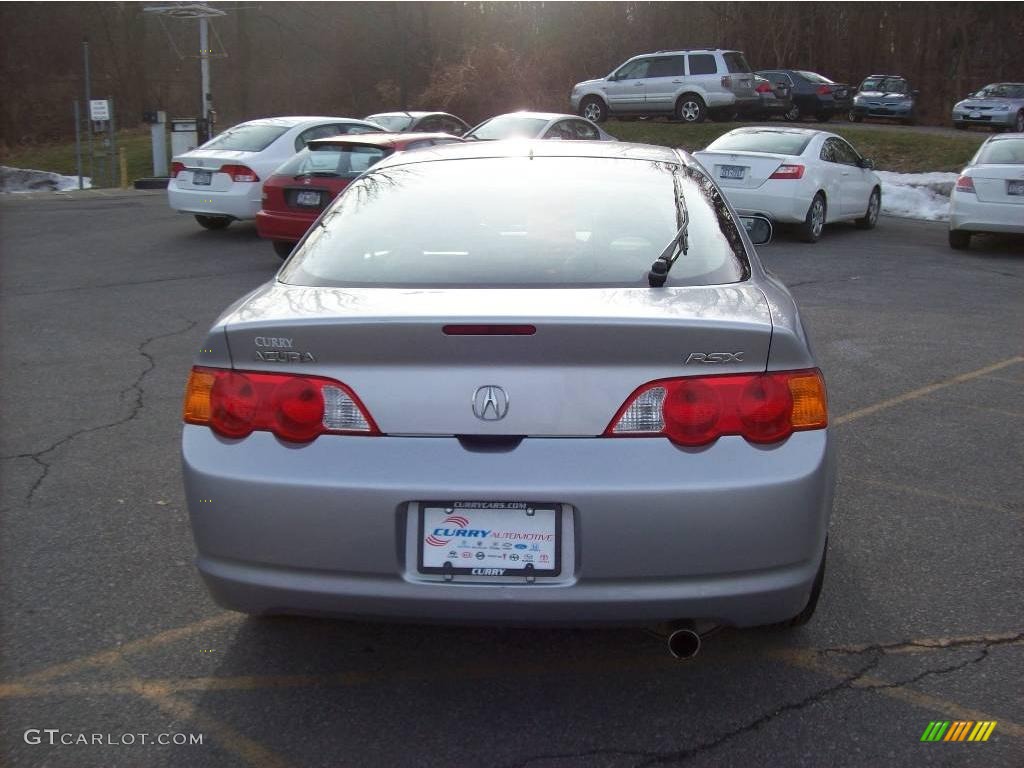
top-left (607, 119), bottom-right (986, 173)
top-left (0, 129), bottom-right (159, 187)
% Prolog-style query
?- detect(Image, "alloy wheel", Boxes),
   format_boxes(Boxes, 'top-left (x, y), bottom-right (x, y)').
top-left (811, 198), bottom-right (825, 238)
top-left (583, 102), bottom-right (602, 122)
top-left (1016, 111), bottom-right (1024, 133)
top-left (680, 101), bottom-right (700, 122)
top-left (867, 191), bottom-right (880, 225)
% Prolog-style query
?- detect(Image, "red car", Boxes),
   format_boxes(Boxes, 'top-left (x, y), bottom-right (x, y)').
top-left (257, 132), bottom-right (463, 257)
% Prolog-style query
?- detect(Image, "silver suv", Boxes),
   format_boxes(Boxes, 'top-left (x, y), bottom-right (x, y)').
top-left (571, 49), bottom-right (758, 124)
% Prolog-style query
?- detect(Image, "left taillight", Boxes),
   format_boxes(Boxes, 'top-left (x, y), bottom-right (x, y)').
top-left (605, 369), bottom-right (828, 447)
top-left (816, 85), bottom-right (833, 96)
top-left (755, 82), bottom-right (773, 94)
top-left (183, 367), bottom-right (379, 443)
top-left (219, 164), bottom-right (260, 183)
top-left (769, 164), bottom-right (805, 180)
top-left (955, 175), bottom-right (975, 193)
top-left (171, 162), bottom-right (185, 178)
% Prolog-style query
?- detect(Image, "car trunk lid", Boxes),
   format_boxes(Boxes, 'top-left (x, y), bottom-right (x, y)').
top-left (969, 165), bottom-right (1024, 204)
top-left (692, 150), bottom-right (789, 190)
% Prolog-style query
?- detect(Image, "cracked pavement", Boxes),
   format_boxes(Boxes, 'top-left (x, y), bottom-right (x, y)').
top-left (1, 192), bottom-right (1022, 767)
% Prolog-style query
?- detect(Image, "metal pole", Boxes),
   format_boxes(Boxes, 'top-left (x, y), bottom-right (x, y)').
top-left (108, 97), bottom-right (116, 189)
top-left (83, 40), bottom-right (93, 185)
top-left (199, 16), bottom-right (210, 127)
top-left (74, 100), bottom-right (83, 190)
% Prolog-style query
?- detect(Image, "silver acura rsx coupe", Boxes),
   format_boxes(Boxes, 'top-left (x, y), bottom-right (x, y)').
top-left (182, 141), bottom-right (836, 635)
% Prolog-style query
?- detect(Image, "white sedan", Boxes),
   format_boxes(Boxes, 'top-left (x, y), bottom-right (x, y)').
top-left (693, 128), bottom-right (881, 242)
top-left (949, 133), bottom-right (1024, 250)
top-left (168, 116), bottom-right (382, 230)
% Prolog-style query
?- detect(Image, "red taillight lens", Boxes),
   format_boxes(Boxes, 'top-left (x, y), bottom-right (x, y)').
top-left (816, 84), bottom-right (833, 96)
top-left (171, 162), bottom-right (185, 178)
top-left (183, 367), bottom-right (379, 443)
top-left (769, 164), bottom-right (805, 180)
top-left (755, 82), bottom-right (772, 94)
top-left (606, 370), bottom-right (827, 447)
top-left (220, 164), bottom-right (260, 183)
top-left (955, 175), bottom-right (975, 193)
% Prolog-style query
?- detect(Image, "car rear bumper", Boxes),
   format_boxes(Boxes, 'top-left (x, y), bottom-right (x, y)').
top-left (167, 182), bottom-right (261, 220)
top-left (255, 208), bottom-right (317, 243)
top-left (950, 191), bottom-right (1024, 234)
top-left (716, 184), bottom-right (813, 223)
top-left (183, 426), bottom-right (835, 626)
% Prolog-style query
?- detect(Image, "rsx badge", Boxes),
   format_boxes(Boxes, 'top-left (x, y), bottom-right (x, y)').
top-left (685, 352), bottom-right (744, 364)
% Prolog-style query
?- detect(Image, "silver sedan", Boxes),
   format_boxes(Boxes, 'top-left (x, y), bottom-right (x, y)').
top-left (181, 141), bottom-right (834, 637)
top-left (465, 111), bottom-right (617, 141)
top-left (952, 82), bottom-right (1024, 133)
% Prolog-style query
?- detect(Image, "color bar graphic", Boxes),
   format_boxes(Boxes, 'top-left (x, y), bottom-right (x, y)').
top-left (921, 721), bottom-right (996, 742)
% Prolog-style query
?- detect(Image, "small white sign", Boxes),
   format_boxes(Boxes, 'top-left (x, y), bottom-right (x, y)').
top-left (90, 100), bottom-right (110, 121)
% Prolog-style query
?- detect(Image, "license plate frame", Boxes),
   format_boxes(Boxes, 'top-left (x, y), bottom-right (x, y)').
top-left (192, 170), bottom-right (212, 186)
top-left (719, 165), bottom-right (746, 180)
top-left (1007, 180), bottom-right (1024, 196)
top-left (417, 501), bottom-right (561, 577)
top-left (295, 190), bottom-right (321, 207)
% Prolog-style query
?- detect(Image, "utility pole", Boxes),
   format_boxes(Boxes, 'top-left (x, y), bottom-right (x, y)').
top-left (199, 14), bottom-right (211, 125)
top-left (83, 39), bottom-right (93, 185)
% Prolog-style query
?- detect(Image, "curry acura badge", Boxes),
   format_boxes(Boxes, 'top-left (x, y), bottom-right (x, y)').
top-left (472, 385), bottom-right (509, 421)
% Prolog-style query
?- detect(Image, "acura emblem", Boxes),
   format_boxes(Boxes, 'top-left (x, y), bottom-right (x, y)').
top-left (303, 177), bottom-right (311, 185)
top-left (472, 385), bottom-right (509, 421)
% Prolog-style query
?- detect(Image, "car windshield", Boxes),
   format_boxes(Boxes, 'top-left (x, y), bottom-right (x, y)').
top-left (366, 114), bottom-right (414, 131)
top-left (706, 131), bottom-right (813, 156)
top-left (977, 138), bottom-right (1024, 165)
top-left (799, 71), bottom-right (835, 85)
top-left (467, 116), bottom-right (550, 141)
top-left (275, 145), bottom-right (388, 178)
top-left (973, 83), bottom-right (1024, 98)
top-left (860, 77), bottom-right (908, 93)
top-left (279, 156), bottom-right (749, 288)
top-left (201, 122), bottom-right (289, 152)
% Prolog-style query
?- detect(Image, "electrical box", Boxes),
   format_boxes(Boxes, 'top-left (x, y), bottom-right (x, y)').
top-left (170, 117), bottom-right (199, 157)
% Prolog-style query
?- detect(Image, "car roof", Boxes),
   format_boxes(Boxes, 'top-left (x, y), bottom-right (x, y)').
top-left (479, 111), bottom-right (581, 123)
top-left (647, 48), bottom-right (738, 55)
top-left (369, 139), bottom-right (686, 172)
top-left (307, 132), bottom-right (461, 148)
top-left (864, 74), bottom-right (906, 79)
top-left (365, 111), bottom-right (450, 119)
top-left (720, 126), bottom-right (824, 137)
top-left (242, 116), bottom-right (372, 128)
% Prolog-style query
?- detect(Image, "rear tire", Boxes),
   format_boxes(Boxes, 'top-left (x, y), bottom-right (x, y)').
top-left (948, 229), bottom-right (971, 250)
top-left (783, 104), bottom-right (801, 122)
top-left (579, 97), bottom-right (608, 124)
top-left (798, 193), bottom-right (827, 243)
top-left (195, 214), bottom-right (231, 230)
top-left (856, 187), bottom-right (881, 229)
top-left (1016, 110), bottom-right (1024, 133)
top-left (848, 110), bottom-right (864, 123)
top-left (675, 95), bottom-right (706, 124)
top-left (273, 241), bottom-right (296, 259)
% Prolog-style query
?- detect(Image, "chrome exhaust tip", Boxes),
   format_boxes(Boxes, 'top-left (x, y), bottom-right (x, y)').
top-left (667, 622), bottom-right (702, 660)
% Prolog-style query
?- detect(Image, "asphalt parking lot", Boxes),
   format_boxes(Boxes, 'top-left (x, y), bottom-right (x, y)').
top-left (1, 190), bottom-right (1021, 767)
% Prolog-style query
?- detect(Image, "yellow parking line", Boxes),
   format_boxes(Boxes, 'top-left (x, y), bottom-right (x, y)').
top-left (833, 356), bottom-right (1024, 426)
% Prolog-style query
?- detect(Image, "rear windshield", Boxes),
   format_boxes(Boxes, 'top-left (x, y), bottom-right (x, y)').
top-left (202, 123), bottom-right (289, 152)
top-left (973, 83), bottom-right (1024, 98)
top-left (275, 145), bottom-right (388, 178)
top-left (279, 156), bottom-right (750, 288)
top-left (977, 138), bottom-right (1024, 165)
top-left (798, 71), bottom-right (835, 85)
top-left (706, 131), bottom-right (812, 156)
top-left (468, 116), bottom-right (550, 141)
top-left (366, 114), bottom-right (413, 131)
top-left (723, 52), bottom-right (752, 74)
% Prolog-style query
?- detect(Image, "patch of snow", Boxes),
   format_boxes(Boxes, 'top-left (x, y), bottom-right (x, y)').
top-left (0, 165), bottom-right (92, 193)
top-left (876, 170), bottom-right (959, 222)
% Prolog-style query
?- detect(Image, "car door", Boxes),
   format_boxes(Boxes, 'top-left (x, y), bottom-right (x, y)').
top-left (816, 138), bottom-right (847, 219)
top-left (832, 138), bottom-right (873, 216)
top-left (685, 53), bottom-right (722, 104)
top-left (643, 55), bottom-right (686, 109)
top-left (604, 58), bottom-right (651, 112)
top-left (567, 120), bottom-right (600, 140)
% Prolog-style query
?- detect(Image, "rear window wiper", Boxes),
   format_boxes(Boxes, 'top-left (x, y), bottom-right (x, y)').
top-left (648, 177), bottom-right (689, 287)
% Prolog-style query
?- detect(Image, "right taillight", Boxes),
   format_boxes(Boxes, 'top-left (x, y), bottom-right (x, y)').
top-left (605, 370), bottom-right (827, 447)
top-left (183, 367), bottom-right (379, 443)
top-left (769, 164), bottom-right (805, 180)
top-left (171, 162), bottom-right (185, 178)
top-left (219, 164), bottom-right (260, 183)
top-left (955, 175), bottom-right (975, 193)
top-left (755, 82), bottom-right (773, 94)
top-left (816, 84), bottom-right (833, 96)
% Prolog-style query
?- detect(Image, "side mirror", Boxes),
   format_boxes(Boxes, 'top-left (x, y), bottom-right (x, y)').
top-left (858, 157), bottom-right (874, 170)
top-left (740, 215), bottom-right (773, 246)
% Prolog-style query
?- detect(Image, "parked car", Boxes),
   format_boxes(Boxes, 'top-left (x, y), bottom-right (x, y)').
top-left (572, 49), bottom-right (759, 124)
top-left (948, 134), bottom-right (1024, 250)
top-left (169, 117), bottom-right (383, 230)
top-left (363, 111), bottom-right (471, 136)
top-left (182, 140), bottom-right (834, 640)
top-left (752, 74), bottom-right (793, 120)
top-left (693, 127), bottom-right (881, 242)
top-left (756, 70), bottom-right (852, 123)
top-left (257, 133), bottom-right (462, 258)
top-left (465, 112), bottom-right (616, 141)
top-left (849, 75), bottom-right (918, 125)
top-left (951, 83), bottom-right (1024, 133)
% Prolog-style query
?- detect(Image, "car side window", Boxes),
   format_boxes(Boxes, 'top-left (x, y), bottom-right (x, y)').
top-left (614, 59), bottom-right (650, 80)
top-left (440, 117), bottom-right (466, 135)
top-left (833, 139), bottom-right (861, 166)
top-left (647, 56), bottom-right (685, 78)
top-left (571, 120), bottom-right (599, 140)
top-left (543, 122), bottom-right (576, 140)
top-left (417, 116), bottom-right (442, 132)
top-left (819, 138), bottom-right (837, 163)
top-left (295, 124), bottom-right (342, 150)
top-left (687, 54), bottom-right (718, 76)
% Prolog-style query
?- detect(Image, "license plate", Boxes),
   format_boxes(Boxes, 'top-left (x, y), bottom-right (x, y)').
top-left (418, 502), bottom-right (560, 577)
top-left (1008, 181), bottom-right (1024, 196)
top-left (295, 190), bottom-right (321, 207)
top-left (192, 170), bottom-right (211, 186)
top-left (969, 112), bottom-right (981, 119)
top-left (719, 165), bottom-right (745, 180)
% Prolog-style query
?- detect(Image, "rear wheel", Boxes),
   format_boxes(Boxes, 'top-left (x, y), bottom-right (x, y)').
top-left (798, 193), bottom-right (827, 243)
top-left (675, 95), bottom-right (706, 124)
top-left (1015, 110), bottom-right (1024, 133)
top-left (195, 214), bottom-right (231, 230)
top-left (783, 104), bottom-right (801, 122)
top-left (948, 229), bottom-right (971, 250)
top-left (856, 188), bottom-right (881, 229)
top-left (848, 110), bottom-right (864, 123)
top-left (273, 241), bottom-right (296, 259)
top-left (579, 97), bottom-right (608, 124)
